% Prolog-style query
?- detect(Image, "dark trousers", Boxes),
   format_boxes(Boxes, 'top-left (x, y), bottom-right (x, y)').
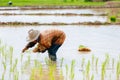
top-left (48, 44), bottom-right (61, 61)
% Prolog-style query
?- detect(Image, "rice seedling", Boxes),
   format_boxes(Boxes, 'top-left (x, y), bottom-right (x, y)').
top-left (30, 68), bottom-right (36, 80)
top-left (112, 58), bottom-right (114, 71)
top-left (39, 63), bottom-right (43, 80)
top-left (65, 64), bottom-right (69, 80)
top-left (10, 49), bottom-right (13, 65)
top-left (34, 59), bottom-right (38, 67)
top-left (109, 74), bottom-right (111, 80)
top-left (2, 61), bottom-right (6, 71)
top-left (14, 71), bottom-right (19, 80)
top-left (92, 55), bottom-right (94, 66)
top-left (13, 59), bottom-right (18, 72)
top-left (82, 70), bottom-right (85, 80)
top-left (0, 39), bottom-right (1, 45)
top-left (101, 61), bottom-right (107, 80)
top-left (104, 54), bottom-right (110, 68)
top-left (2, 72), bottom-right (5, 80)
top-left (70, 60), bottom-right (75, 80)
top-left (60, 57), bottom-right (64, 67)
top-left (60, 69), bottom-right (63, 80)
top-left (81, 57), bottom-right (85, 69)
top-left (95, 58), bottom-right (98, 73)
top-left (116, 61), bottom-right (120, 80)
top-left (45, 57), bottom-right (49, 65)
top-left (1, 46), bottom-right (5, 60)
top-left (49, 63), bottom-right (56, 80)
top-left (10, 59), bottom-right (18, 72)
top-left (91, 74), bottom-right (94, 80)
top-left (92, 54), bottom-right (95, 70)
top-left (85, 60), bottom-right (90, 80)
top-left (28, 55), bottom-right (31, 64)
top-left (21, 54), bottom-right (23, 62)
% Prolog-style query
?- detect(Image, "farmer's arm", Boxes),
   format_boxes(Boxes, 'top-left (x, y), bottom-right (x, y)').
top-left (22, 42), bottom-right (36, 53)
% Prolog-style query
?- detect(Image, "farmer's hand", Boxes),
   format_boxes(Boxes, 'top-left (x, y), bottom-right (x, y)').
top-left (22, 48), bottom-right (27, 53)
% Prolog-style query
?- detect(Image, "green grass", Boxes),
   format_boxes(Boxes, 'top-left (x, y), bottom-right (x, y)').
top-left (0, 0), bottom-right (105, 6)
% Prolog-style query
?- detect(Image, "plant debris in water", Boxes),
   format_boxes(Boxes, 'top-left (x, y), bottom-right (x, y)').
top-left (78, 45), bottom-right (91, 52)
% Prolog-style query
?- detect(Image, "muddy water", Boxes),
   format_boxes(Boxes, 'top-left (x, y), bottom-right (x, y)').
top-left (0, 25), bottom-right (120, 80)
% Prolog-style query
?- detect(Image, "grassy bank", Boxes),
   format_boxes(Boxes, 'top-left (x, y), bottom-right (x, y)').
top-left (0, 0), bottom-right (105, 7)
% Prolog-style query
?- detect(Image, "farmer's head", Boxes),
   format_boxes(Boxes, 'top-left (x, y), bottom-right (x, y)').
top-left (26, 29), bottom-right (40, 42)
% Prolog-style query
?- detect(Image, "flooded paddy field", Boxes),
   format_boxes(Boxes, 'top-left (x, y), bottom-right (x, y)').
top-left (0, 9), bottom-right (107, 24)
top-left (0, 8), bottom-right (120, 80)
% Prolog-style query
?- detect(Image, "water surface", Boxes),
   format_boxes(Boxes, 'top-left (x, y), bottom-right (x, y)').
top-left (0, 25), bottom-right (120, 80)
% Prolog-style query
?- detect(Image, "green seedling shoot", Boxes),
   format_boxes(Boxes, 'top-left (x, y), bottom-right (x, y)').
top-left (60, 57), bottom-right (64, 67)
top-left (91, 74), bottom-right (94, 80)
top-left (10, 59), bottom-right (18, 72)
top-left (49, 64), bottom-right (56, 80)
top-left (2, 61), bottom-right (6, 71)
top-left (39, 63), bottom-right (43, 79)
top-left (70, 60), bottom-right (75, 80)
top-left (21, 54), bottom-right (23, 62)
top-left (101, 61), bottom-right (107, 80)
top-left (65, 64), bottom-right (68, 80)
top-left (112, 58), bottom-right (114, 70)
top-left (86, 60), bottom-right (90, 80)
top-left (2, 72), bottom-right (5, 80)
top-left (105, 54), bottom-right (110, 68)
top-left (116, 61), bottom-right (120, 80)
top-left (34, 59), bottom-right (38, 67)
top-left (92, 54), bottom-right (95, 70)
top-left (95, 58), bottom-right (98, 73)
top-left (13, 59), bottom-right (18, 72)
top-left (14, 72), bottom-right (19, 80)
top-left (28, 55), bottom-right (31, 64)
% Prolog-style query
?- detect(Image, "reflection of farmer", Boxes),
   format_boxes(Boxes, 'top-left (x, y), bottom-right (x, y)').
top-left (22, 29), bottom-right (66, 61)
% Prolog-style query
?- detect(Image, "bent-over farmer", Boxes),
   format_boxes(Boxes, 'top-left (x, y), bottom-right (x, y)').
top-left (22, 29), bottom-right (66, 61)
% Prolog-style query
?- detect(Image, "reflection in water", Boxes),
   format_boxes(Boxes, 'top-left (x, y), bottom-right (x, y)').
top-left (0, 9), bottom-right (106, 15)
top-left (30, 62), bottom-right (64, 80)
top-left (0, 15), bottom-right (107, 23)
top-left (0, 9), bottom-right (107, 23)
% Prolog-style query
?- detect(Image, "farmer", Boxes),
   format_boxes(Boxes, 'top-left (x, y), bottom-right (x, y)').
top-left (22, 29), bottom-right (66, 61)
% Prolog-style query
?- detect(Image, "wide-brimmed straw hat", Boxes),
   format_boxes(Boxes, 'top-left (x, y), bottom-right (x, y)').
top-left (26, 29), bottom-right (40, 42)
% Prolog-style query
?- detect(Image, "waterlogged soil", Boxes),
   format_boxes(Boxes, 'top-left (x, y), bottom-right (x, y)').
top-left (0, 25), bottom-right (120, 80)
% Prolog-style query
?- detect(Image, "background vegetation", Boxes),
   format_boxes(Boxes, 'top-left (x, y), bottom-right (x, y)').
top-left (0, 0), bottom-right (119, 7)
